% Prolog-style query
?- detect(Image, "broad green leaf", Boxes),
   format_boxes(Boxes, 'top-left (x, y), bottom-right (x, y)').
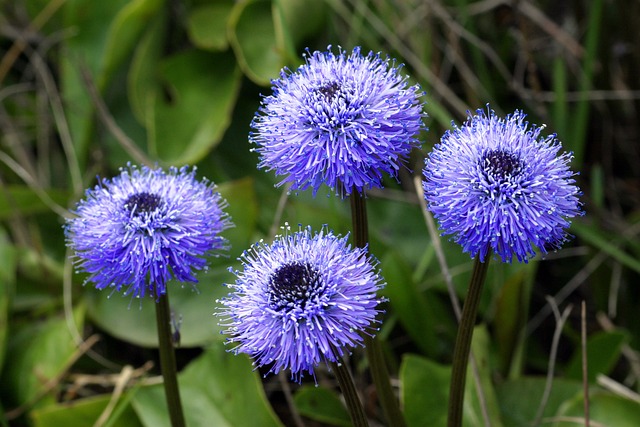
top-left (400, 354), bottom-right (450, 427)
top-left (496, 377), bottom-right (582, 426)
top-left (381, 252), bottom-right (439, 357)
top-left (132, 342), bottom-right (283, 427)
top-left (85, 263), bottom-right (232, 348)
top-left (564, 330), bottom-right (627, 383)
top-left (274, 0), bottom-right (326, 44)
top-left (401, 327), bottom-right (503, 427)
top-left (468, 326), bottom-right (504, 427)
top-left (0, 227), bottom-right (16, 372)
top-left (0, 306), bottom-right (85, 408)
top-left (228, 0), bottom-right (286, 85)
top-left (187, 2), bottom-right (234, 51)
top-left (152, 49), bottom-right (242, 164)
top-left (127, 11), bottom-right (165, 125)
top-left (217, 177), bottom-right (259, 259)
top-left (492, 263), bottom-right (535, 377)
top-left (31, 393), bottom-right (142, 427)
top-left (553, 391), bottom-right (640, 427)
top-left (294, 386), bottom-right (351, 427)
top-left (99, 0), bottom-right (165, 91)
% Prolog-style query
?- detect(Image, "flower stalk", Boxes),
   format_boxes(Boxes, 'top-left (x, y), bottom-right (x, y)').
top-left (155, 292), bottom-right (185, 427)
top-left (330, 361), bottom-right (369, 427)
top-left (350, 191), bottom-right (406, 427)
top-left (447, 256), bottom-right (491, 427)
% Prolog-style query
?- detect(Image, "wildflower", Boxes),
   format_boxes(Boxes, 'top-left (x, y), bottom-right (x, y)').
top-left (422, 108), bottom-right (582, 263)
top-left (251, 46), bottom-right (426, 196)
top-left (66, 165), bottom-right (231, 299)
top-left (218, 225), bottom-right (385, 380)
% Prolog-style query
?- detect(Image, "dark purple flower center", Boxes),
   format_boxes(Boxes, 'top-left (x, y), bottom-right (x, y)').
top-left (316, 81), bottom-right (341, 101)
top-left (123, 192), bottom-right (162, 216)
top-left (268, 262), bottom-right (322, 311)
top-left (481, 150), bottom-right (523, 178)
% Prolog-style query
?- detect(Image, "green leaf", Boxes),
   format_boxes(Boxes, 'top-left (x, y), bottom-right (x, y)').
top-left (186, 2), bottom-right (234, 51)
top-left (381, 252), bottom-right (438, 357)
top-left (491, 263), bottom-right (536, 377)
top-left (496, 377), bottom-right (583, 426)
top-left (564, 330), bottom-right (627, 383)
top-left (554, 391), bottom-right (640, 427)
top-left (571, 220), bottom-right (640, 274)
top-left (217, 177), bottom-right (259, 259)
top-left (132, 342), bottom-right (283, 427)
top-left (31, 393), bottom-right (142, 427)
top-left (400, 354), bottom-right (450, 427)
top-left (0, 305), bottom-right (85, 408)
top-left (151, 49), bottom-right (242, 164)
top-left (272, 0), bottom-right (327, 62)
top-left (85, 263), bottom-right (231, 348)
top-left (127, 10), bottom-right (165, 125)
top-left (294, 386), bottom-right (351, 427)
top-left (0, 227), bottom-right (16, 372)
top-left (401, 327), bottom-right (503, 427)
top-left (228, 0), bottom-right (287, 85)
top-left (100, 0), bottom-right (165, 91)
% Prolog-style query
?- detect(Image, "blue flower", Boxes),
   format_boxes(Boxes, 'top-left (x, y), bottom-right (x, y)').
top-left (422, 108), bottom-right (582, 263)
top-left (251, 46), bottom-right (426, 196)
top-left (218, 225), bottom-right (385, 381)
top-left (66, 165), bottom-right (232, 299)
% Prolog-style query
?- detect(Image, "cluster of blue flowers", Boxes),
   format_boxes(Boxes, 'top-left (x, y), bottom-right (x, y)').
top-left (67, 46), bottom-right (581, 381)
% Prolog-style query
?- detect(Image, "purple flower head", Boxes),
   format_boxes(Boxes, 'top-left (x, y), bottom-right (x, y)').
top-left (218, 225), bottom-right (385, 381)
top-left (66, 165), bottom-right (232, 299)
top-left (251, 45), bottom-right (426, 196)
top-left (422, 108), bottom-right (582, 263)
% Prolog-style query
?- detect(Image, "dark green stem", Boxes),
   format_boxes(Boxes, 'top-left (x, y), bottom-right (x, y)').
top-left (330, 361), bottom-right (369, 427)
top-left (447, 256), bottom-right (490, 427)
top-left (155, 292), bottom-right (186, 427)
top-left (350, 191), bottom-right (406, 427)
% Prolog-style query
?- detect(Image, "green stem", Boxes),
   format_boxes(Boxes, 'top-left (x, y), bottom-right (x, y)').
top-left (330, 361), bottom-right (369, 427)
top-left (447, 256), bottom-right (491, 427)
top-left (155, 292), bottom-right (186, 427)
top-left (350, 191), bottom-right (406, 427)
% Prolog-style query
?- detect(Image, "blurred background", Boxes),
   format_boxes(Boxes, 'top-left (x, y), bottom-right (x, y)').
top-left (1, 0), bottom-right (639, 426)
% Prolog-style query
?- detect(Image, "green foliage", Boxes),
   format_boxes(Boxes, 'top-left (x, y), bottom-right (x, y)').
top-left (132, 342), bottom-right (283, 427)
top-left (294, 386), bottom-right (351, 427)
top-left (1, 0), bottom-right (640, 425)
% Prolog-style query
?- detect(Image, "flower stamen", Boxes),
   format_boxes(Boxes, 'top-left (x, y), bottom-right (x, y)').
top-left (481, 150), bottom-right (523, 179)
top-left (123, 192), bottom-right (163, 216)
top-left (268, 262), bottom-right (321, 311)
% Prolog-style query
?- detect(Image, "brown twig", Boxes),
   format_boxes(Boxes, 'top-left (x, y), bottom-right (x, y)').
top-left (533, 297), bottom-right (572, 426)
top-left (6, 334), bottom-right (101, 420)
top-left (0, 0), bottom-right (67, 84)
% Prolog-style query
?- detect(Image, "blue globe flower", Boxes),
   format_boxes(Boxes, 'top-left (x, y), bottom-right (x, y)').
top-left (251, 46), bottom-right (426, 196)
top-left (66, 165), bottom-right (232, 299)
top-left (422, 108), bottom-right (582, 263)
top-left (218, 225), bottom-right (385, 381)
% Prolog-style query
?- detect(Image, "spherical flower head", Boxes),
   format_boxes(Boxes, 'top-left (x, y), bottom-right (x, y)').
top-left (422, 108), bottom-right (582, 263)
top-left (66, 165), bottom-right (232, 299)
top-left (218, 225), bottom-right (385, 381)
top-left (251, 45), bottom-right (426, 196)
